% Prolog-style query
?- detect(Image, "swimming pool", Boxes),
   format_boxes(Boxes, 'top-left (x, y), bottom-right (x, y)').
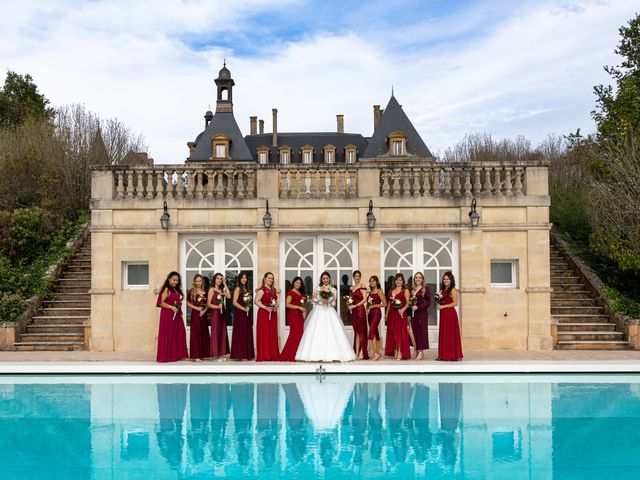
top-left (1, 374), bottom-right (639, 479)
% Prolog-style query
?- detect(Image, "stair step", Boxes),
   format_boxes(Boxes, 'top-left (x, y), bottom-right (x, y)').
top-left (40, 307), bottom-right (91, 316)
top-left (553, 314), bottom-right (611, 323)
top-left (551, 277), bottom-right (582, 284)
top-left (61, 273), bottom-right (91, 279)
top-left (14, 342), bottom-right (86, 351)
top-left (551, 291), bottom-right (592, 299)
top-left (43, 300), bottom-right (90, 308)
top-left (31, 316), bottom-right (88, 325)
top-left (551, 300), bottom-right (598, 307)
top-left (557, 323), bottom-right (617, 332)
top-left (19, 333), bottom-right (85, 342)
top-left (557, 332), bottom-right (624, 341)
top-left (551, 284), bottom-right (589, 292)
top-left (53, 286), bottom-right (90, 293)
top-left (26, 324), bottom-right (85, 334)
top-left (556, 340), bottom-right (630, 350)
top-left (552, 306), bottom-right (604, 315)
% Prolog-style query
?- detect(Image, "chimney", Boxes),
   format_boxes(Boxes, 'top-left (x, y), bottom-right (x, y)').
top-left (373, 105), bottom-right (382, 129)
top-left (259, 119), bottom-right (264, 134)
top-left (250, 116), bottom-right (257, 135)
top-left (272, 108), bottom-right (278, 147)
top-left (336, 114), bottom-right (344, 134)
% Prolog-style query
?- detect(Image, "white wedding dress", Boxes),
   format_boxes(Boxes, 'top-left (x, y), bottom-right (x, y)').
top-left (295, 287), bottom-right (356, 362)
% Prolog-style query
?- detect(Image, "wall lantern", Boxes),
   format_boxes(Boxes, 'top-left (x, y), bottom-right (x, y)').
top-left (469, 197), bottom-right (480, 227)
top-left (367, 200), bottom-right (377, 229)
top-left (160, 201), bottom-right (170, 230)
top-left (263, 200), bottom-right (272, 229)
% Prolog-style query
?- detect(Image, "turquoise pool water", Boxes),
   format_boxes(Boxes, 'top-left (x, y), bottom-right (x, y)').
top-left (1, 374), bottom-right (639, 479)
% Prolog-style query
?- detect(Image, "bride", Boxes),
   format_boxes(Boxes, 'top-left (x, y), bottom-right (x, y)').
top-left (295, 271), bottom-right (357, 362)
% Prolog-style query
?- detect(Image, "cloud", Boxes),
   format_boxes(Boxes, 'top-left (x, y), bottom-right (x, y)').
top-left (1, 0), bottom-right (637, 163)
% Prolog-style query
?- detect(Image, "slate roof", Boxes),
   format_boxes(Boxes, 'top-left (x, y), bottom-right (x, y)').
top-left (188, 112), bottom-right (252, 161)
top-left (361, 95), bottom-right (433, 159)
top-left (244, 132), bottom-right (368, 163)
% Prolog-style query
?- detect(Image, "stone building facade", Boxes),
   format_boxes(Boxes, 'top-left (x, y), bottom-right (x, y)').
top-left (89, 64), bottom-right (552, 353)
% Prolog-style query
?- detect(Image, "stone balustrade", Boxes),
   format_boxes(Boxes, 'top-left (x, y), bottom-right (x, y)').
top-left (380, 163), bottom-right (528, 198)
top-left (95, 161), bottom-right (546, 201)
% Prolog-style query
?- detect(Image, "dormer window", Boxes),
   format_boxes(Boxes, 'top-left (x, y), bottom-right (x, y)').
top-left (388, 131), bottom-right (408, 156)
top-left (279, 146), bottom-right (291, 164)
top-left (324, 145), bottom-right (336, 164)
top-left (301, 145), bottom-right (314, 164)
top-left (345, 144), bottom-right (357, 164)
top-left (257, 145), bottom-right (270, 164)
top-left (211, 134), bottom-right (230, 160)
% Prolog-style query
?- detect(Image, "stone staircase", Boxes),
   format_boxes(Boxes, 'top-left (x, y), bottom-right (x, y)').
top-left (14, 241), bottom-right (90, 351)
top-left (551, 243), bottom-right (629, 350)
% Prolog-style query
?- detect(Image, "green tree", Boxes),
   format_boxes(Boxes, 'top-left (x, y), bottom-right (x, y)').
top-left (0, 71), bottom-right (53, 128)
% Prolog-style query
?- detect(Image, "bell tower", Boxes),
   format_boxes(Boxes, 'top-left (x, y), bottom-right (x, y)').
top-left (214, 61), bottom-right (234, 113)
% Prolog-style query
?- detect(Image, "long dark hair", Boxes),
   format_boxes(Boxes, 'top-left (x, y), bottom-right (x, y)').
top-left (318, 271), bottom-right (332, 287)
top-left (369, 275), bottom-right (382, 291)
top-left (440, 271), bottom-right (456, 293)
top-left (235, 271), bottom-right (250, 295)
top-left (161, 271), bottom-right (183, 297)
top-left (211, 272), bottom-right (224, 290)
top-left (291, 276), bottom-right (305, 295)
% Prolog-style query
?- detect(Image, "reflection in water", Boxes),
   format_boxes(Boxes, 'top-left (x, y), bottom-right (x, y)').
top-left (6, 377), bottom-right (640, 479)
top-left (156, 383), bottom-right (187, 469)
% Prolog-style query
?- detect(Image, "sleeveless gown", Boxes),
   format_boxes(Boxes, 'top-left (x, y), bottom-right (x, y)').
top-left (410, 287), bottom-right (431, 350)
top-left (278, 289), bottom-right (305, 361)
top-left (384, 289), bottom-right (411, 359)
top-left (350, 287), bottom-right (369, 359)
top-left (295, 287), bottom-right (356, 362)
top-left (230, 290), bottom-right (255, 360)
top-left (256, 286), bottom-right (280, 361)
top-left (437, 290), bottom-right (463, 361)
top-left (367, 290), bottom-right (382, 341)
top-left (188, 288), bottom-right (210, 360)
top-left (156, 288), bottom-right (188, 362)
top-left (210, 289), bottom-right (230, 358)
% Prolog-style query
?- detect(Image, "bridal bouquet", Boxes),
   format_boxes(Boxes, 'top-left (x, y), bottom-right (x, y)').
top-left (173, 298), bottom-right (183, 320)
top-left (343, 295), bottom-right (354, 306)
top-left (243, 293), bottom-right (252, 310)
top-left (434, 291), bottom-right (444, 305)
top-left (318, 286), bottom-right (333, 300)
top-left (299, 296), bottom-right (308, 308)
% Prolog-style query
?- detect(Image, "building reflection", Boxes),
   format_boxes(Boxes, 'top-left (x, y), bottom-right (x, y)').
top-left (85, 377), bottom-right (558, 478)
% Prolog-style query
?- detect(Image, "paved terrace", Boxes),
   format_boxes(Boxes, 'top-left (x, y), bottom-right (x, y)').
top-left (2, 350), bottom-right (640, 374)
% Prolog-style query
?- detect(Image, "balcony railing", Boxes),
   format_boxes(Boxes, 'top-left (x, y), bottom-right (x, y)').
top-left (279, 167), bottom-right (358, 199)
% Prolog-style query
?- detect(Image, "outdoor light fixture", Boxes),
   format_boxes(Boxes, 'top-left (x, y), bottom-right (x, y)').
top-left (469, 197), bottom-right (480, 227)
top-left (367, 200), bottom-right (376, 229)
top-left (160, 201), bottom-right (170, 230)
top-left (263, 200), bottom-right (272, 229)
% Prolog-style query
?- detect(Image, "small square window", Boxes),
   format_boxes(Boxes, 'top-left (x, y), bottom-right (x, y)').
top-left (491, 260), bottom-right (517, 288)
top-left (124, 262), bottom-right (149, 289)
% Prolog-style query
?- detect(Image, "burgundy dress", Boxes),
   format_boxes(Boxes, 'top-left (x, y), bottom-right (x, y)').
top-left (410, 287), bottom-right (431, 350)
top-left (209, 289), bottom-right (230, 358)
top-left (350, 287), bottom-right (369, 359)
top-left (230, 290), bottom-right (255, 360)
top-left (278, 289), bottom-right (305, 361)
top-left (156, 288), bottom-right (188, 363)
top-left (384, 289), bottom-right (411, 359)
top-left (367, 290), bottom-right (383, 341)
top-left (437, 290), bottom-right (463, 361)
top-left (256, 286), bottom-right (280, 361)
top-left (188, 288), bottom-right (211, 360)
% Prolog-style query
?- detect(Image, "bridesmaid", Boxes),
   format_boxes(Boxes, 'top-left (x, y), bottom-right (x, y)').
top-left (410, 272), bottom-right (431, 360)
top-left (230, 271), bottom-right (255, 361)
top-left (186, 274), bottom-right (210, 362)
top-left (348, 270), bottom-right (369, 360)
top-left (255, 272), bottom-right (280, 361)
top-left (437, 271), bottom-right (463, 361)
top-left (367, 275), bottom-right (386, 361)
top-left (278, 276), bottom-right (306, 361)
top-left (207, 273), bottom-right (231, 360)
top-left (385, 273), bottom-right (411, 360)
top-left (155, 271), bottom-right (188, 362)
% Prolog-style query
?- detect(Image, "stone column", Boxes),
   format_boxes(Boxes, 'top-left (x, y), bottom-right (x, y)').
top-left (459, 227), bottom-right (487, 349)
top-left (526, 229), bottom-right (553, 350)
top-left (90, 231), bottom-right (115, 351)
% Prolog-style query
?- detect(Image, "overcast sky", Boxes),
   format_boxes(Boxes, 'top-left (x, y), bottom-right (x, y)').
top-left (1, 0), bottom-right (637, 163)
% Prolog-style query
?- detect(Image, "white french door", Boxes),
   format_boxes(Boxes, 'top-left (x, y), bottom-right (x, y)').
top-left (180, 235), bottom-right (257, 329)
top-left (280, 234), bottom-right (358, 340)
top-left (382, 234), bottom-right (458, 345)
